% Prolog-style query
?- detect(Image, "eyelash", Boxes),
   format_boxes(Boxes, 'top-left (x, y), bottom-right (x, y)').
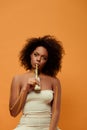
top-left (34, 53), bottom-right (47, 61)
top-left (34, 53), bottom-right (38, 56)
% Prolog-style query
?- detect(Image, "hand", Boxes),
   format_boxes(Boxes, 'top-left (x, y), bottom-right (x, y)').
top-left (27, 77), bottom-right (40, 92)
top-left (28, 77), bottom-right (39, 86)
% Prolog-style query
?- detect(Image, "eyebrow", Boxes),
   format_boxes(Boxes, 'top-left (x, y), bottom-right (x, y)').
top-left (34, 51), bottom-right (48, 58)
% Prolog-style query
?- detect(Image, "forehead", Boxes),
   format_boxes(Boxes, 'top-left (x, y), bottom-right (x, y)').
top-left (34, 46), bottom-right (48, 56)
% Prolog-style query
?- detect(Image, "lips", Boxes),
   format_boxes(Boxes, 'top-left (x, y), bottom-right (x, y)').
top-left (34, 63), bottom-right (40, 68)
top-left (35, 63), bottom-right (40, 66)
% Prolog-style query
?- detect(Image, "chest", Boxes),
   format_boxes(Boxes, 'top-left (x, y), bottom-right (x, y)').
top-left (38, 76), bottom-right (53, 90)
top-left (20, 75), bottom-right (54, 90)
top-left (26, 90), bottom-right (54, 103)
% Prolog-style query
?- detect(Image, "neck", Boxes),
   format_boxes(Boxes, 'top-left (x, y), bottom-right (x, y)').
top-left (30, 67), bottom-right (42, 74)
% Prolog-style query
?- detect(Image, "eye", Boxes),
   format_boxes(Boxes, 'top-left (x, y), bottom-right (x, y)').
top-left (34, 52), bottom-right (39, 56)
top-left (42, 56), bottom-right (48, 61)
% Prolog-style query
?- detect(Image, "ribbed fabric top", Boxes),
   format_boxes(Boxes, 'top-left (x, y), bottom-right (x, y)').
top-left (18, 90), bottom-right (54, 127)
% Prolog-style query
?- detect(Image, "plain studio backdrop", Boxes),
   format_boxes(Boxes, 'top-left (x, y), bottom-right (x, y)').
top-left (0, 0), bottom-right (87, 130)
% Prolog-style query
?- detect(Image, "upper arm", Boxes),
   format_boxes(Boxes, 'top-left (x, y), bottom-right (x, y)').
top-left (9, 76), bottom-right (21, 108)
top-left (52, 78), bottom-right (61, 113)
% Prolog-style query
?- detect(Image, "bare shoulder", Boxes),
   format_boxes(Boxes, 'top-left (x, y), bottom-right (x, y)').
top-left (54, 77), bottom-right (61, 85)
top-left (12, 73), bottom-right (25, 81)
top-left (11, 72), bottom-right (29, 86)
top-left (52, 77), bottom-right (61, 91)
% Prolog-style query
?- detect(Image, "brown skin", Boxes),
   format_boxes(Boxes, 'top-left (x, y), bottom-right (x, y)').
top-left (9, 46), bottom-right (61, 130)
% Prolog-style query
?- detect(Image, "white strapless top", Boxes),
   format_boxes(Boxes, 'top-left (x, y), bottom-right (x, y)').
top-left (14, 90), bottom-right (61, 130)
top-left (22, 90), bottom-right (54, 115)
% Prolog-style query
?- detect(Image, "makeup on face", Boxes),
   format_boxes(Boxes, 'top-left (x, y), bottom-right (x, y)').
top-left (30, 46), bottom-right (48, 70)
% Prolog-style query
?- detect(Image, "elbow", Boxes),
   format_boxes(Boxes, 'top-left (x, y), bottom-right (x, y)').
top-left (53, 106), bottom-right (61, 118)
top-left (10, 110), bottom-right (17, 117)
top-left (54, 111), bottom-right (59, 117)
top-left (52, 110), bottom-right (60, 119)
top-left (9, 108), bottom-right (18, 117)
top-left (9, 104), bottom-right (20, 117)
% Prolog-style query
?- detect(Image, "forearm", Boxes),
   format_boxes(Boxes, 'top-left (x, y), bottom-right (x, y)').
top-left (9, 88), bottom-right (28, 117)
top-left (49, 111), bottom-right (60, 130)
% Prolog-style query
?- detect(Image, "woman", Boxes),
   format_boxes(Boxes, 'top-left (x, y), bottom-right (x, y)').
top-left (9, 35), bottom-right (64, 130)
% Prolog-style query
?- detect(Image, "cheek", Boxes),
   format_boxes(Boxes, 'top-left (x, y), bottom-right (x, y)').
top-left (40, 60), bottom-right (47, 67)
top-left (30, 55), bottom-right (34, 64)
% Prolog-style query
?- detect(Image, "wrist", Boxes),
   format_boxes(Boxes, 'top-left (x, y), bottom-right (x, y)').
top-left (21, 86), bottom-right (28, 93)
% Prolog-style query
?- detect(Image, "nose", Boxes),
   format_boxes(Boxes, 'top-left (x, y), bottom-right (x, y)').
top-left (36, 56), bottom-right (41, 62)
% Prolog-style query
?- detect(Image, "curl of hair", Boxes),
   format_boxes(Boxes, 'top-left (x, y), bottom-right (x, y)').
top-left (19, 35), bottom-right (65, 77)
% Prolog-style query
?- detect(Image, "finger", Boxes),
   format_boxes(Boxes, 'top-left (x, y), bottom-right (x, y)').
top-left (35, 79), bottom-right (40, 85)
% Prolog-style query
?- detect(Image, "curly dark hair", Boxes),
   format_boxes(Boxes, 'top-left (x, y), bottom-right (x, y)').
top-left (19, 35), bottom-right (65, 77)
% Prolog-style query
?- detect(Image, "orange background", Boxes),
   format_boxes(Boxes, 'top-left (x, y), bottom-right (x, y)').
top-left (0, 0), bottom-right (87, 130)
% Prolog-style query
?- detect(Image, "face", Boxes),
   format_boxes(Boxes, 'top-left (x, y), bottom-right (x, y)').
top-left (30, 46), bottom-right (48, 71)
